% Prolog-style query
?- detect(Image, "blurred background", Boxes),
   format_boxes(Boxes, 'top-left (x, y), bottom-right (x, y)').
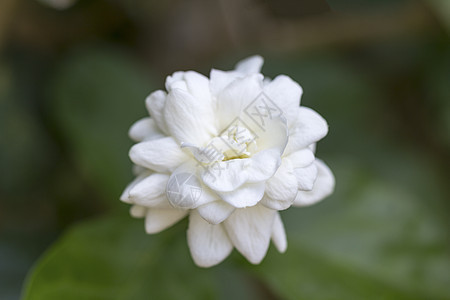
top-left (0, 0), bottom-right (449, 299)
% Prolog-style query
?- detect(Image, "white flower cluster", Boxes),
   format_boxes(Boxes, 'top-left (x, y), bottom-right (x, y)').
top-left (121, 56), bottom-right (335, 267)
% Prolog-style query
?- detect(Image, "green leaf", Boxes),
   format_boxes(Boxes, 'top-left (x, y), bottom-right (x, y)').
top-left (253, 158), bottom-right (450, 300)
top-left (22, 215), bottom-right (273, 300)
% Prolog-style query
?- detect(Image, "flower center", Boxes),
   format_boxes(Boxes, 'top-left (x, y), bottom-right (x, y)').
top-left (181, 125), bottom-right (258, 165)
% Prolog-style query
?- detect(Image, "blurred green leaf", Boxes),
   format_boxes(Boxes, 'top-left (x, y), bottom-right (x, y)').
top-left (254, 158), bottom-right (450, 300)
top-left (22, 215), bottom-right (272, 300)
top-left (48, 46), bottom-right (153, 207)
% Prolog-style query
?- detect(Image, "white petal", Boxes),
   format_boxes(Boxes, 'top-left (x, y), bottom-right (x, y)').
top-left (187, 211), bottom-right (233, 267)
top-left (260, 160), bottom-right (297, 210)
top-left (294, 159), bottom-right (335, 207)
top-left (294, 163), bottom-right (318, 191)
top-left (308, 143), bottom-right (316, 154)
top-left (145, 208), bottom-right (187, 234)
top-left (209, 69), bottom-right (240, 96)
top-left (271, 213), bottom-right (287, 253)
top-left (120, 179), bottom-right (139, 204)
top-left (129, 137), bottom-right (189, 173)
top-left (285, 107), bottom-right (328, 155)
top-left (135, 194), bottom-right (170, 208)
top-left (201, 150), bottom-right (282, 193)
top-left (165, 71), bottom-right (185, 91)
top-left (216, 74), bottom-right (263, 132)
top-left (164, 88), bottom-right (217, 146)
top-left (183, 71), bottom-right (212, 105)
top-left (145, 90), bottom-right (169, 134)
top-left (284, 148), bottom-right (315, 168)
top-left (216, 182), bottom-right (265, 208)
top-left (166, 161), bottom-right (218, 209)
top-left (130, 205), bottom-right (147, 218)
top-left (247, 149), bottom-right (282, 183)
top-left (263, 75), bottom-right (302, 126)
top-left (235, 55), bottom-right (264, 75)
top-left (201, 159), bottom-right (249, 192)
top-left (250, 115), bottom-right (288, 156)
top-left (128, 173), bottom-right (170, 205)
top-left (120, 171), bottom-right (152, 203)
top-left (166, 71), bottom-right (212, 105)
top-left (128, 118), bottom-right (165, 142)
top-left (136, 194), bottom-right (173, 209)
top-left (261, 194), bottom-right (294, 211)
top-left (224, 205), bottom-right (276, 264)
top-left (197, 201), bottom-right (235, 224)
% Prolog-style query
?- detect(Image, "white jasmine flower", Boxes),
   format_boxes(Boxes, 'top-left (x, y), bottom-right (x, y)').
top-left (121, 56), bottom-right (335, 267)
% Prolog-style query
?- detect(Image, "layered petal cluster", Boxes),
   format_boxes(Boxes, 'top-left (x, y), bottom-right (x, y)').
top-left (121, 56), bottom-right (335, 267)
